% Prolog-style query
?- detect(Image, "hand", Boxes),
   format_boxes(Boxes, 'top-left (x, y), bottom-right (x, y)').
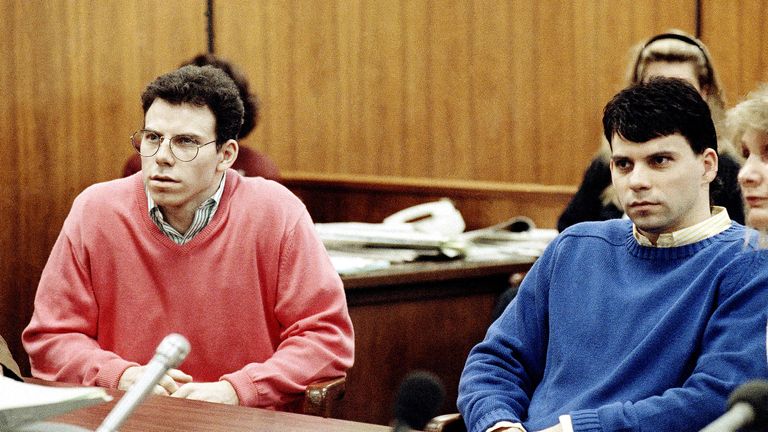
top-left (118, 366), bottom-right (193, 396)
top-left (171, 380), bottom-right (239, 405)
top-left (537, 424), bottom-right (563, 432)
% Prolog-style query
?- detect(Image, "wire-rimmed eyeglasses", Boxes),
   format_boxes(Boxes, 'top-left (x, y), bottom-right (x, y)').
top-left (130, 129), bottom-right (217, 162)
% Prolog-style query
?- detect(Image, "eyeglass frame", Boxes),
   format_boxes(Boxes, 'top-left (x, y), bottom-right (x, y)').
top-left (130, 129), bottom-right (218, 162)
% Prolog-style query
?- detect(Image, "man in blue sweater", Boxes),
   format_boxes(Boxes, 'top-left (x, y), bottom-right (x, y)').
top-left (458, 77), bottom-right (768, 432)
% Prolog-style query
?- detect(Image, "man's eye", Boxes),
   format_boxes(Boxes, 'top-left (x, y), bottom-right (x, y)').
top-left (614, 160), bottom-right (631, 170)
top-left (175, 137), bottom-right (199, 147)
top-left (145, 132), bottom-right (161, 142)
top-left (651, 156), bottom-right (670, 166)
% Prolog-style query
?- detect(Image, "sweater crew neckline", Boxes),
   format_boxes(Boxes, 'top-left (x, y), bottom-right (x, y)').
top-left (624, 224), bottom-right (740, 260)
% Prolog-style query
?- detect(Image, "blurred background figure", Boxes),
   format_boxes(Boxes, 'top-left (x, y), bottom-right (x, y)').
top-left (731, 84), bottom-right (768, 230)
top-left (558, 29), bottom-right (744, 231)
top-left (122, 54), bottom-right (281, 181)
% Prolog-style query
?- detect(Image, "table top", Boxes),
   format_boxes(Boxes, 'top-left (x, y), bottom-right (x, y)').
top-left (341, 255), bottom-right (535, 289)
top-left (31, 381), bottom-right (389, 432)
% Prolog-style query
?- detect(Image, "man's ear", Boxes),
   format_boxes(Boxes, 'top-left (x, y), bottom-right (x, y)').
top-left (702, 148), bottom-right (718, 184)
top-left (217, 139), bottom-right (239, 172)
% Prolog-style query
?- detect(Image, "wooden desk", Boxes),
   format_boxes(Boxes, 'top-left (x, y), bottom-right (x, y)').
top-left (340, 257), bottom-right (534, 425)
top-left (39, 384), bottom-right (388, 432)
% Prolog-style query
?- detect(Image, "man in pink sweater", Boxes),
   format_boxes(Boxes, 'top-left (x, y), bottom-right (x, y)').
top-left (22, 65), bottom-right (354, 408)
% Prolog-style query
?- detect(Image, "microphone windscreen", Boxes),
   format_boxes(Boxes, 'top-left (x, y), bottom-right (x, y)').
top-left (728, 379), bottom-right (768, 428)
top-left (394, 371), bottom-right (446, 430)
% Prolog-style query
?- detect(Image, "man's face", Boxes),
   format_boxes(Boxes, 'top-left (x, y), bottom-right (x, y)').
top-left (141, 99), bottom-right (228, 219)
top-left (610, 133), bottom-right (717, 241)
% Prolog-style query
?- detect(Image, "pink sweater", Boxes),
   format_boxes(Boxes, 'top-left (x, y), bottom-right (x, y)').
top-left (23, 170), bottom-right (354, 408)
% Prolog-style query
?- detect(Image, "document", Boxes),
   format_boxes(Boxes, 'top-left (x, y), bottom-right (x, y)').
top-left (0, 377), bottom-right (112, 430)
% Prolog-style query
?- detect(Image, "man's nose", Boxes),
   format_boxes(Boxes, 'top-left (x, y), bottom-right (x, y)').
top-left (154, 137), bottom-right (175, 164)
top-left (627, 165), bottom-right (652, 189)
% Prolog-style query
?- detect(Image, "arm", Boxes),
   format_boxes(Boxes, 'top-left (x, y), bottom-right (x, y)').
top-left (458, 243), bottom-right (555, 432)
top-left (220, 211), bottom-right (354, 408)
top-left (22, 226), bottom-right (139, 388)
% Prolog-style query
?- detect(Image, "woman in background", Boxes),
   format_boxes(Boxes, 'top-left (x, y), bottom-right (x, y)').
top-left (731, 84), bottom-right (768, 230)
top-left (558, 29), bottom-right (744, 231)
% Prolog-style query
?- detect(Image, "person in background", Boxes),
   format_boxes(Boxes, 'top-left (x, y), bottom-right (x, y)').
top-left (23, 65), bottom-right (353, 408)
top-left (458, 78), bottom-right (768, 432)
top-left (731, 84), bottom-right (768, 230)
top-left (0, 335), bottom-right (22, 381)
top-left (122, 54), bottom-right (280, 181)
top-left (558, 29), bottom-right (744, 231)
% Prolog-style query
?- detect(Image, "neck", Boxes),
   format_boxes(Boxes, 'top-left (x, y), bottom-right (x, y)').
top-left (638, 203), bottom-right (714, 245)
top-left (160, 207), bottom-right (195, 234)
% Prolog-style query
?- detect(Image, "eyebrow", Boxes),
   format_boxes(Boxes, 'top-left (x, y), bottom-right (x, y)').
top-left (143, 128), bottom-right (205, 139)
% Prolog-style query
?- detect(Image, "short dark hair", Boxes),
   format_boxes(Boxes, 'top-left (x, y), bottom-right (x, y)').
top-left (141, 65), bottom-right (244, 148)
top-left (602, 77), bottom-right (717, 155)
top-left (182, 54), bottom-right (259, 139)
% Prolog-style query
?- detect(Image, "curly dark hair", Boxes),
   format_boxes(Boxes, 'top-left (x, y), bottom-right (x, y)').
top-left (141, 65), bottom-right (244, 148)
top-left (182, 54), bottom-right (259, 139)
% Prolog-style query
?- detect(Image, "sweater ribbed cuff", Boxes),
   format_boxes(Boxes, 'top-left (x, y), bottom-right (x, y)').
top-left (569, 410), bottom-right (602, 432)
top-left (221, 369), bottom-right (261, 407)
top-left (95, 358), bottom-right (139, 389)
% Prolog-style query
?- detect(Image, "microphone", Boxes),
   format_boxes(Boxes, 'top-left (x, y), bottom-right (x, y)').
top-left (700, 380), bottom-right (768, 432)
top-left (95, 333), bottom-right (191, 432)
top-left (393, 371), bottom-right (446, 432)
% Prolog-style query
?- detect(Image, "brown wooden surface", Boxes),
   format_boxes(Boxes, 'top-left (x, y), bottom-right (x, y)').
top-left (215, 1), bottom-right (695, 184)
top-left (283, 172), bottom-right (575, 230)
top-left (26, 379), bottom-right (388, 432)
top-left (340, 257), bottom-right (534, 425)
top-left (3, 2), bottom-right (766, 425)
top-left (701, 0), bottom-right (768, 102)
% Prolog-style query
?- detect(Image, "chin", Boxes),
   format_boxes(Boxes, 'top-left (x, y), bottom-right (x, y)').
top-left (148, 190), bottom-right (182, 208)
top-left (747, 210), bottom-right (768, 231)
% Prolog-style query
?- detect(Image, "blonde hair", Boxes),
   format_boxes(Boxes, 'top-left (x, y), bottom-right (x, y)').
top-left (726, 84), bottom-right (768, 154)
top-left (599, 30), bottom-right (731, 209)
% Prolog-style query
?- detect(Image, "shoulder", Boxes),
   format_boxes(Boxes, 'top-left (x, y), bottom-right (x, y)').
top-left (226, 171), bottom-right (307, 222)
top-left (71, 174), bottom-right (140, 214)
top-left (558, 219), bottom-right (630, 243)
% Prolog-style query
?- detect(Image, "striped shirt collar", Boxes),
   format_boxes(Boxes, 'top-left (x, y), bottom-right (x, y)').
top-left (633, 206), bottom-right (731, 248)
top-left (147, 174), bottom-right (226, 245)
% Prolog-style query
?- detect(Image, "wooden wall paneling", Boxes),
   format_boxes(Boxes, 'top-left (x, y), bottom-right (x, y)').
top-left (293, 1), bottom-right (338, 172)
top-left (507, 2), bottom-right (538, 183)
top-left (401, 1), bottom-right (432, 179)
top-left (334, 0), bottom-right (365, 174)
top-left (428, 1), bottom-right (473, 180)
top-left (1, 0), bottom-right (208, 376)
top-left (358, 1), bottom-right (404, 176)
top-left (284, 173), bottom-right (575, 230)
top-left (216, 0), bottom-right (695, 186)
top-left (470, 1), bottom-right (514, 183)
top-left (701, 0), bottom-right (768, 103)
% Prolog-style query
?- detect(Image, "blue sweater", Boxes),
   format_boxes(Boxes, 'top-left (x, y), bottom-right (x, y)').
top-left (458, 219), bottom-right (768, 432)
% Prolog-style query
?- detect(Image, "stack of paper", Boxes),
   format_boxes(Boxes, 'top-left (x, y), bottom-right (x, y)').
top-left (0, 377), bottom-right (112, 430)
top-left (315, 222), bottom-right (467, 261)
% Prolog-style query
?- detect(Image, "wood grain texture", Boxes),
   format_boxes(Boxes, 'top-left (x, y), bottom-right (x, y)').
top-left (214, 0), bottom-right (695, 184)
top-left (0, 0), bottom-right (208, 376)
top-left (701, 0), bottom-right (768, 103)
top-left (6, 3), bottom-right (767, 424)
